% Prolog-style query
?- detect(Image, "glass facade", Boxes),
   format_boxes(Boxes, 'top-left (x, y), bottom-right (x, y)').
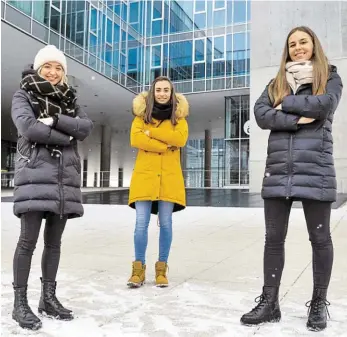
top-left (3, 0), bottom-right (250, 94)
top-left (2, 0), bottom-right (250, 187)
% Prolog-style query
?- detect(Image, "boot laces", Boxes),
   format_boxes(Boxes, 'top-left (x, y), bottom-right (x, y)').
top-left (249, 294), bottom-right (268, 314)
top-left (18, 295), bottom-right (34, 316)
top-left (46, 285), bottom-right (65, 310)
top-left (132, 265), bottom-right (143, 276)
top-left (305, 296), bottom-right (331, 319)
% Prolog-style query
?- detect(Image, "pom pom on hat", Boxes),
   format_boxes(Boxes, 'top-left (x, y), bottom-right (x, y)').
top-left (33, 45), bottom-right (67, 74)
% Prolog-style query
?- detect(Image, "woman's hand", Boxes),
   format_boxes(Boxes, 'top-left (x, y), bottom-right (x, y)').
top-left (297, 117), bottom-right (315, 124)
top-left (38, 117), bottom-right (53, 126)
top-left (168, 145), bottom-right (178, 150)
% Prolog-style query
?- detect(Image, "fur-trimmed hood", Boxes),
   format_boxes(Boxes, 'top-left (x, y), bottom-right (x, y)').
top-left (132, 92), bottom-right (189, 119)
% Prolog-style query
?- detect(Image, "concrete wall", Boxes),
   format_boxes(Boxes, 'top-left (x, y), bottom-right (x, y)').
top-left (249, 1), bottom-right (347, 194)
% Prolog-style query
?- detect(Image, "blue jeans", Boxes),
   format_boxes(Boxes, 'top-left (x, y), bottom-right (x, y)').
top-left (134, 201), bottom-right (174, 265)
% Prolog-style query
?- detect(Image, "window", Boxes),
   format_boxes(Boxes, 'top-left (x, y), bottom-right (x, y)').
top-left (32, 1), bottom-right (45, 23)
top-left (130, 2), bottom-right (139, 23)
top-left (247, 0), bottom-right (251, 21)
top-left (50, 7), bottom-right (60, 32)
top-left (121, 54), bottom-right (126, 73)
top-left (152, 0), bottom-right (163, 20)
top-left (213, 0), bottom-right (225, 10)
top-left (152, 20), bottom-right (162, 36)
top-left (194, 13), bottom-right (206, 29)
top-left (51, 0), bottom-right (60, 10)
top-left (213, 36), bottom-right (225, 60)
top-left (213, 9), bottom-right (225, 26)
top-left (233, 32), bottom-right (246, 75)
top-left (169, 41), bottom-right (193, 81)
top-left (194, 39), bottom-right (205, 62)
top-left (194, 0), bottom-right (206, 13)
top-left (90, 7), bottom-right (97, 34)
top-left (128, 48), bottom-right (138, 70)
top-left (89, 34), bottom-right (97, 55)
top-left (194, 63), bottom-right (205, 79)
top-left (8, 1), bottom-right (32, 15)
top-left (151, 44), bottom-right (162, 67)
top-left (234, 0), bottom-right (246, 24)
top-left (105, 45), bottom-right (112, 64)
top-left (106, 19), bottom-right (112, 44)
top-left (121, 2), bottom-right (127, 21)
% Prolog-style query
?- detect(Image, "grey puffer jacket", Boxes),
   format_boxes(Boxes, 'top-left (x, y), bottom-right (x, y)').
top-left (11, 89), bottom-right (93, 218)
top-left (254, 66), bottom-right (343, 202)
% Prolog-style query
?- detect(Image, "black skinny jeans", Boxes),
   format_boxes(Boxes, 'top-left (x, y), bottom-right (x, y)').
top-left (264, 198), bottom-right (333, 289)
top-left (13, 212), bottom-right (67, 287)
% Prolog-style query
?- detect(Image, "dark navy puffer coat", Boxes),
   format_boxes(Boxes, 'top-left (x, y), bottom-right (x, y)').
top-left (254, 66), bottom-right (343, 202)
top-left (11, 89), bottom-right (93, 218)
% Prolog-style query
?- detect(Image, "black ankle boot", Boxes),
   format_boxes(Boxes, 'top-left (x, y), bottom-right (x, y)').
top-left (240, 286), bottom-right (281, 325)
top-left (38, 278), bottom-right (74, 320)
top-left (12, 284), bottom-right (42, 330)
top-left (306, 288), bottom-right (330, 331)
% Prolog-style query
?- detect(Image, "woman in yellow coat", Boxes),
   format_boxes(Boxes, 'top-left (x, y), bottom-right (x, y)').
top-left (127, 76), bottom-right (189, 288)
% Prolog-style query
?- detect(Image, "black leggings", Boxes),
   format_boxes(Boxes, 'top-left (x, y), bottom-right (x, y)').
top-left (13, 212), bottom-right (67, 287)
top-left (264, 198), bottom-right (333, 289)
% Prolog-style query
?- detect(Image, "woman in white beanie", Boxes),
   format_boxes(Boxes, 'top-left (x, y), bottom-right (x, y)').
top-left (11, 45), bottom-right (93, 330)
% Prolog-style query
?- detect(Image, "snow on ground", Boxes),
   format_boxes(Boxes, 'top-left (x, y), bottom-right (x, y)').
top-left (1, 203), bottom-right (347, 336)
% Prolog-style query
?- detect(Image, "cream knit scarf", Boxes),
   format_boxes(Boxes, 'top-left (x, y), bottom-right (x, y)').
top-left (285, 61), bottom-right (313, 94)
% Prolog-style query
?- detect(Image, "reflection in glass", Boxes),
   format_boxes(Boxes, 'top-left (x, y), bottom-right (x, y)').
top-left (4, 0), bottom-right (250, 94)
top-left (225, 140), bottom-right (240, 185)
top-left (152, 45), bottom-right (161, 67)
top-left (213, 9), bottom-right (225, 27)
top-left (194, 63), bottom-right (205, 79)
top-left (152, 1), bottom-right (163, 19)
top-left (213, 36), bottom-right (224, 60)
top-left (8, 1), bottom-right (32, 15)
top-left (50, 7), bottom-right (60, 32)
top-left (169, 41), bottom-right (193, 81)
top-left (194, 13), bottom-right (206, 29)
top-left (194, 39), bottom-right (205, 62)
top-left (52, 1), bottom-right (61, 9)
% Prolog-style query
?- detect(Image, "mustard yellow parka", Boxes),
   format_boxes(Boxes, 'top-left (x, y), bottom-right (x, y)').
top-left (128, 92), bottom-right (189, 214)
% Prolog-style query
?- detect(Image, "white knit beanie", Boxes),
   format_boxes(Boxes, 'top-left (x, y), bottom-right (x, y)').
top-left (33, 45), bottom-right (67, 74)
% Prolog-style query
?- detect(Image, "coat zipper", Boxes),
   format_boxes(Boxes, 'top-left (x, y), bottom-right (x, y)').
top-left (52, 149), bottom-right (64, 219)
top-left (286, 134), bottom-right (293, 198)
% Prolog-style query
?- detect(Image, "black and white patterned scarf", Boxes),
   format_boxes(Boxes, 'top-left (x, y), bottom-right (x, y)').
top-left (20, 68), bottom-right (77, 119)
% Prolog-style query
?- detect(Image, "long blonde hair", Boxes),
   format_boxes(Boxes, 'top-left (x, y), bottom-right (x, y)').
top-left (268, 26), bottom-right (329, 107)
top-left (144, 76), bottom-right (178, 126)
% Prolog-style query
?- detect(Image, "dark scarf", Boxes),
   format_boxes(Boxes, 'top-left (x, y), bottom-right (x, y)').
top-left (152, 101), bottom-right (173, 121)
top-left (20, 67), bottom-right (76, 119)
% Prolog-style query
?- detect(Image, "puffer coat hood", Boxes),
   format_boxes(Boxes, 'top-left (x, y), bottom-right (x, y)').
top-left (132, 92), bottom-right (189, 118)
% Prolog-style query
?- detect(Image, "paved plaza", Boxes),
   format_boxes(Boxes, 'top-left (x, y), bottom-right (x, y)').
top-left (1, 202), bottom-right (347, 336)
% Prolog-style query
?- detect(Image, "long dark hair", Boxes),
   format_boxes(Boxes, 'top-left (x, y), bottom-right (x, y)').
top-left (268, 26), bottom-right (329, 107)
top-left (144, 76), bottom-right (178, 125)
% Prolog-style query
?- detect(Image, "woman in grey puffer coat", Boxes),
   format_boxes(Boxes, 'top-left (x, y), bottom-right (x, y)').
top-left (11, 45), bottom-right (93, 330)
top-left (240, 27), bottom-right (343, 332)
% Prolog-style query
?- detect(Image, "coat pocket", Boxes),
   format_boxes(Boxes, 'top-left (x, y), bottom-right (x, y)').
top-left (16, 139), bottom-right (38, 169)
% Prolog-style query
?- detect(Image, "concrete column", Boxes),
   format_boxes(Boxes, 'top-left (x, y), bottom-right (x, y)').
top-left (204, 129), bottom-right (212, 188)
top-left (100, 125), bottom-right (112, 187)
